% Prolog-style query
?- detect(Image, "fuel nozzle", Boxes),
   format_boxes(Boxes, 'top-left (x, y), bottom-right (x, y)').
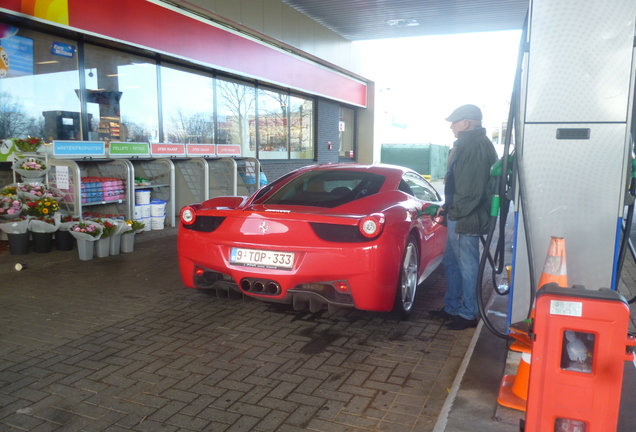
top-left (416, 204), bottom-right (446, 226)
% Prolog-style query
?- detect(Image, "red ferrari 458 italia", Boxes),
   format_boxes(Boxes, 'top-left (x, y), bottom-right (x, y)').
top-left (178, 163), bottom-right (446, 318)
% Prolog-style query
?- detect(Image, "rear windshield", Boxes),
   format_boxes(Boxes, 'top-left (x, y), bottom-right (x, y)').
top-left (262, 170), bottom-right (386, 208)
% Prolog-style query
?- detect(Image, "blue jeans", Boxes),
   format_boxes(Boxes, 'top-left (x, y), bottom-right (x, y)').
top-left (442, 219), bottom-right (480, 320)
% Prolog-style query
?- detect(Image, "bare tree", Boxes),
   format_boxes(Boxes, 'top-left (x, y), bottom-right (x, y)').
top-left (167, 107), bottom-right (213, 143)
top-left (0, 92), bottom-right (35, 139)
top-left (217, 80), bottom-right (255, 149)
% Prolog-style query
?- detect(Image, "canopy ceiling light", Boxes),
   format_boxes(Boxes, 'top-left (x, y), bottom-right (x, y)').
top-left (386, 19), bottom-right (419, 27)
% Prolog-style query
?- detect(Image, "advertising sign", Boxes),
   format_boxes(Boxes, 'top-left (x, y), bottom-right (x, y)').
top-left (151, 143), bottom-right (186, 157)
top-left (186, 144), bottom-right (216, 157)
top-left (216, 144), bottom-right (241, 156)
top-left (109, 142), bottom-right (150, 157)
top-left (53, 140), bottom-right (106, 158)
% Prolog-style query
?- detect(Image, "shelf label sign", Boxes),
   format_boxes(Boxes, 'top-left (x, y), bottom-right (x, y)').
top-left (216, 144), bottom-right (241, 156)
top-left (53, 140), bottom-right (106, 157)
top-left (109, 142), bottom-right (150, 157)
top-left (186, 144), bottom-right (216, 156)
top-left (151, 143), bottom-right (186, 157)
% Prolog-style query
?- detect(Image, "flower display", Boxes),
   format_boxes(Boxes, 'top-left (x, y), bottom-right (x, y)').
top-left (33, 216), bottom-right (56, 225)
top-left (124, 219), bottom-right (145, 233)
top-left (12, 137), bottom-right (43, 153)
top-left (16, 183), bottom-right (64, 200)
top-left (0, 214), bottom-right (29, 234)
top-left (70, 221), bottom-right (102, 238)
top-left (1, 186), bottom-right (18, 196)
top-left (25, 196), bottom-right (60, 217)
top-left (93, 218), bottom-right (117, 238)
top-left (19, 160), bottom-right (47, 171)
top-left (60, 214), bottom-right (81, 223)
top-left (29, 215), bottom-right (59, 233)
top-left (0, 195), bottom-right (25, 218)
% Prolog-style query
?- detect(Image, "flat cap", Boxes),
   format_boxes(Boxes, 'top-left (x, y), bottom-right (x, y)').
top-left (445, 104), bottom-right (482, 122)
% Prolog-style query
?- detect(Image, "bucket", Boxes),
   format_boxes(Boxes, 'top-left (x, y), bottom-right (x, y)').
top-left (151, 216), bottom-right (165, 230)
top-left (136, 217), bottom-right (150, 232)
top-left (135, 189), bottom-right (151, 205)
top-left (135, 204), bottom-right (150, 218)
top-left (150, 199), bottom-right (166, 217)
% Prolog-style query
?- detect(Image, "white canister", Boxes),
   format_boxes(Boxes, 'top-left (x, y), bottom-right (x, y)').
top-left (151, 216), bottom-right (165, 230)
top-left (149, 199), bottom-right (166, 217)
top-left (135, 189), bottom-right (151, 205)
top-left (138, 204), bottom-right (150, 218)
top-left (134, 204), bottom-right (143, 220)
top-left (136, 217), bottom-right (150, 232)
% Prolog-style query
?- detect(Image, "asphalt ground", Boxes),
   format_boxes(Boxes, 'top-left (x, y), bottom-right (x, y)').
top-left (0, 228), bottom-right (475, 432)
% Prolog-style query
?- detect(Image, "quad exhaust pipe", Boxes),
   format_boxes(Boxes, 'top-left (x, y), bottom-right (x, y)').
top-left (240, 278), bottom-right (281, 296)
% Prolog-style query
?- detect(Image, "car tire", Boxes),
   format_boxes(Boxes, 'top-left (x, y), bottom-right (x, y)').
top-left (394, 234), bottom-right (419, 319)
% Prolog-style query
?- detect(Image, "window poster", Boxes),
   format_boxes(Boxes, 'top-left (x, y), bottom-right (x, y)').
top-left (0, 34), bottom-right (35, 78)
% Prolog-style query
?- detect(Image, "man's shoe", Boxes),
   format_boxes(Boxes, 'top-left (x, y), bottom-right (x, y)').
top-left (445, 316), bottom-right (478, 330)
top-left (429, 308), bottom-right (457, 320)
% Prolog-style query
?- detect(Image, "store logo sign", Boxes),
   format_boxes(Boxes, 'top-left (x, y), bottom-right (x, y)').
top-left (51, 42), bottom-right (76, 58)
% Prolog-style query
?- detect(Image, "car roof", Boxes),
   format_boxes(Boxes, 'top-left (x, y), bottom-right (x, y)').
top-left (297, 163), bottom-right (414, 178)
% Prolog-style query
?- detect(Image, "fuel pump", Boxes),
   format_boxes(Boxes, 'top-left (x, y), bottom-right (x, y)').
top-left (478, 0), bottom-right (636, 335)
top-left (475, 0), bottom-right (636, 429)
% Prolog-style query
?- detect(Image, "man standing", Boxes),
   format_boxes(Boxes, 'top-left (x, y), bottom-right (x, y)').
top-left (430, 104), bottom-right (498, 330)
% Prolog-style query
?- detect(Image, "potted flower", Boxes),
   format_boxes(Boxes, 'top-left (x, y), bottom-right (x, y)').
top-left (56, 214), bottom-right (80, 251)
top-left (92, 218), bottom-right (118, 257)
top-left (0, 195), bottom-right (25, 220)
top-left (1, 185), bottom-right (18, 196)
top-left (25, 196), bottom-right (60, 218)
top-left (0, 214), bottom-right (30, 254)
top-left (11, 137), bottom-right (44, 153)
top-left (69, 221), bottom-right (102, 260)
top-left (121, 219), bottom-right (145, 253)
top-left (28, 215), bottom-right (59, 253)
top-left (12, 157), bottom-right (50, 182)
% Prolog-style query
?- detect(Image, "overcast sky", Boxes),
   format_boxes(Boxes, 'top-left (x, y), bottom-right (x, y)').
top-left (355, 30), bottom-right (523, 147)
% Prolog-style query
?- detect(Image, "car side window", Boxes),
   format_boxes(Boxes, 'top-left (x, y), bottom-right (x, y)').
top-left (402, 172), bottom-right (441, 202)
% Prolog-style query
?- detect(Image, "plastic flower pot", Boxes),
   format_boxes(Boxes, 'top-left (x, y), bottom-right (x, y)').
top-left (55, 229), bottom-right (75, 251)
top-left (95, 237), bottom-right (110, 258)
top-left (7, 232), bottom-right (29, 255)
top-left (76, 239), bottom-right (94, 261)
top-left (31, 231), bottom-right (53, 253)
top-left (109, 234), bottom-right (121, 255)
top-left (121, 232), bottom-right (135, 253)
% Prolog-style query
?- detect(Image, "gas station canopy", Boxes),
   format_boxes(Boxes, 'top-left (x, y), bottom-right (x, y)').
top-left (280, 0), bottom-right (528, 40)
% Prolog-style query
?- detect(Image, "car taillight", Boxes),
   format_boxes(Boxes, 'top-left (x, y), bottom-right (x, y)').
top-left (358, 213), bottom-right (385, 239)
top-left (180, 206), bottom-right (197, 225)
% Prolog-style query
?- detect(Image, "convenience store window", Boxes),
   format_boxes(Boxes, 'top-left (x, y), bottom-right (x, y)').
top-left (216, 77), bottom-right (256, 157)
top-left (83, 45), bottom-right (159, 143)
top-left (0, 28), bottom-right (81, 141)
top-left (257, 88), bottom-right (289, 159)
top-left (160, 64), bottom-right (214, 144)
top-left (289, 94), bottom-right (314, 159)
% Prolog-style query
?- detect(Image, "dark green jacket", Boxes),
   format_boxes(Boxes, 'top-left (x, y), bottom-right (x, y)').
top-left (447, 127), bottom-right (498, 234)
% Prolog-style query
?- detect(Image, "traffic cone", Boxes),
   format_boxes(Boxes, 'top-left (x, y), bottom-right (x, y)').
top-left (497, 341), bottom-right (532, 411)
top-left (498, 237), bottom-right (568, 412)
top-left (538, 236), bottom-right (568, 289)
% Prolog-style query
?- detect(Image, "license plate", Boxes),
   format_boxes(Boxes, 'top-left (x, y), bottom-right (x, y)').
top-left (230, 248), bottom-right (294, 270)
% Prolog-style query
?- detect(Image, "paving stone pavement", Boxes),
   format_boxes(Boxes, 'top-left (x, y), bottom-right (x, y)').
top-left (0, 231), bottom-right (477, 432)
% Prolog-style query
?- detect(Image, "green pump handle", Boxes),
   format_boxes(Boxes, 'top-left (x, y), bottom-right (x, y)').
top-left (489, 155), bottom-right (514, 217)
